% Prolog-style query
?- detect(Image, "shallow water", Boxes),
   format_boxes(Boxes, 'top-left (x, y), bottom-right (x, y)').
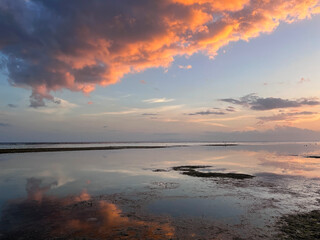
top-left (0, 142), bottom-right (319, 239)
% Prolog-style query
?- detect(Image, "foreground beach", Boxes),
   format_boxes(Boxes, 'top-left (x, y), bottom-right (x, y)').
top-left (0, 142), bottom-right (319, 239)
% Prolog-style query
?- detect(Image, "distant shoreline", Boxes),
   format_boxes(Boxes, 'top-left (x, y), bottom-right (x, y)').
top-left (0, 144), bottom-right (237, 154)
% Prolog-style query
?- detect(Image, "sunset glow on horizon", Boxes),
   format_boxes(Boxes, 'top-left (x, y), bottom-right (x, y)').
top-left (0, 0), bottom-right (320, 142)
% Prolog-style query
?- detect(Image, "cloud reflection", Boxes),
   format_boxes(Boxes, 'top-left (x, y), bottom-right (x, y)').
top-left (259, 155), bottom-right (320, 178)
top-left (0, 177), bottom-right (175, 239)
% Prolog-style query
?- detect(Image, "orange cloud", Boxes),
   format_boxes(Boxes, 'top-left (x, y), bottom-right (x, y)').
top-left (173, 0), bottom-right (250, 11)
top-left (0, 0), bottom-right (319, 106)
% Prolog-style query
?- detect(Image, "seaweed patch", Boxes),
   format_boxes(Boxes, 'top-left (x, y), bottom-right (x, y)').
top-left (276, 210), bottom-right (320, 240)
top-left (172, 166), bottom-right (254, 180)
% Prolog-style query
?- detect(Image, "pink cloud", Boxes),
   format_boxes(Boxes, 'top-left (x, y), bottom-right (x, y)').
top-left (0, 0), bottom-right (319, 106)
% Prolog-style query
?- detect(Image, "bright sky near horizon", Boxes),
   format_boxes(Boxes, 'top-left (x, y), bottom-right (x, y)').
top-left (0, 0), bottom-right (320, 142)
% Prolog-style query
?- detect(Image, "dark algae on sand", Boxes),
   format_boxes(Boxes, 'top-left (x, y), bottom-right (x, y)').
top-left (276, 210), bottom-right (320, 240)
top-left (172, 165), bottom-right (254, 179)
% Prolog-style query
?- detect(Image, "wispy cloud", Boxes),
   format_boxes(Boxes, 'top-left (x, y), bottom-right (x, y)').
top-left (143, 98), bottom-right (175, 103)
top-left (188, 110), bottom-right (226, 116)
top-left (29, 98), bottom-right (78, 114)
top-left (204, 126), bottom-right (320, 142)
top-left (187, 106), bottom-right (236, 116)
top-left (84, 105), bottom-right (184, 116)
top-left (97, 110), bottom-right (139, 115)
top-left (257, 111), bottom-right (318, 123)
top-left (7, 104), bottom-right (17, 108)
top-left (221, 94), bottom-right (320, 111)
top-left (178, 65), bottom-right (192, 69)
top-left (142, 113), bottom-right (158, 116)
top-left (120, 94), bottom-right (132, 98)
top-left (225, 106), bottom-right (236, 112)
top-left (1, 0), bottom-right (319, 106)
top-left (0, 122), bottom-right (10, 127)
top-left (184, 114), bottom-right (253, 124)
top-left (185, 119), bottom-right (227, 127)
top-left (298, 77), bottom-right (311, 84)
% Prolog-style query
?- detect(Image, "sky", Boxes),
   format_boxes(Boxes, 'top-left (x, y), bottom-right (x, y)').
top-left (0, 0), bottom-right (320, 142)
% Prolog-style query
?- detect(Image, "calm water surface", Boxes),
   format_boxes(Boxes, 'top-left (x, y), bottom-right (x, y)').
top-left (0, 142), bottom-right (319, 239)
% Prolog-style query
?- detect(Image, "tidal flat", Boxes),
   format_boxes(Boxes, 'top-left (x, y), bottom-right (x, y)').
top-left (0, 142), bottom-right (319, 239)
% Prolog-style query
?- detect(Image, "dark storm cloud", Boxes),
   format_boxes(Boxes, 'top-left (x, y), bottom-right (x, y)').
top-left (221, 94), bottom-right (320, 111)
top-left (0, 0), bottom-right (319, 107)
